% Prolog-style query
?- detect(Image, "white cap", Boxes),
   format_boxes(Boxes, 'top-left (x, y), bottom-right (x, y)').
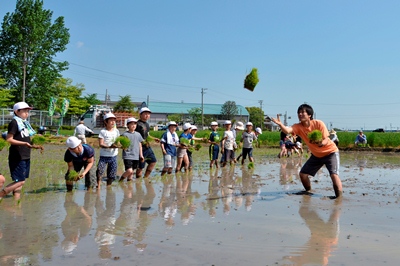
top-left (210, 121), bottom-right (218, 126)
top-left (140, 107), bottom-right (152, 114)
top-left (235, 121), bottom-right (244, 130)
top-left (183, 123), bottom-right (192, 130)
top-left (13, 102), bottom-right (33, 111)
top-left (127, 117), bottom-right (138, 124)
top-left (246, 122), bottom-right (253, 126)
top-left (191, 125), bottom-right (198, 130)
top-left (66, 136), bottom-right (81, 149)
top-left (256, 127), bottom-right (262, 134)
top-left (224, 120), bottom-right (232, 125)
top-left (167, 121), bottom-right (177, 127)
top-left (103, 113), bottom-right (116, 120)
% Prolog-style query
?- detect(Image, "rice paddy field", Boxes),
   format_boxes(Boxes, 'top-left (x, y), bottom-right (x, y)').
top-left (0, 140), bottom-right (400, 265)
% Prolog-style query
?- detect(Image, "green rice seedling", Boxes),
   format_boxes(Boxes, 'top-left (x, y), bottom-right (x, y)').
top-left (244, 68), bottom-right (259, 92)
top-left (248, 162), bottom-right (255, 169)
top-left (66, 170), bottom-right (80, 181)
top-left (0, 138), bottom-right (9, 151)
top-left (308, 130), bottom-right (323, 143)
top-left (31, 135), bottom-right (46, 145)
top-left (114, 136), bottom-right (131, 149)
top-left (179, 137), bottom-right (190, 147)
top-left (195, 143), bottom-right (202, 151)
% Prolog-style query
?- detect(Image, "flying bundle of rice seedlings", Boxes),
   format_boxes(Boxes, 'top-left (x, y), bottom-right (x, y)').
top-left (114, 136), bottom-right (131, 149)
top-left (66, 170), bottom-right (80, 181)
top-left (308, 130), bottom-right (323, 144)
top-left (179, 137), bottom-right (190, 147)
top-left (244, 68), bottom-right (259, 92)
top-left (0, 138), bottom-right (9, 151)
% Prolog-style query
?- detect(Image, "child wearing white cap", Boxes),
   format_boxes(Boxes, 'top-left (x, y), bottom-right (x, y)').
top-left (1, 102), bottom-right (34, 199)
top-left (120, 118), bottom-right (144, 181)
top-left (97, 113), bottom-right (120, 187)
top-left (176, 122), bottom-right (191, 173)
top-left (160, 121), bottom-right (180, 175)
top-left (240, 122), bottom-right (257, 165)
top-left (64, 136), bottom-right (96, 191)
top-left (208, 121), bottom-right (221, 168)
top-left (221, 120), bottom-right (235, 167)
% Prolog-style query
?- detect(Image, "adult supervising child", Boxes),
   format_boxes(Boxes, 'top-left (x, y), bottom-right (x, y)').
top-left (1, 102), bottom-right (36, 199)
top-left (271, 104), bottom-right (343, 198)
top-left (97, 113), bottom-right (120, 187)
top-left (120, 117), bottom-right (144, 181)
top-left (64, 136), bottom-right (97, 191)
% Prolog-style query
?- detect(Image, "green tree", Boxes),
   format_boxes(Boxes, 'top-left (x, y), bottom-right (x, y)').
top-left (0, 0), bottom-right (70, 109)
top-left (220, 101), bottom-right (238, 120)
top-left (53, 78), bottom-right (88, 115)
top-left (246, 106), bottom-right (264, 129)
top-left (114, 95), bottom-right (135, 112)
top-left (167, 113), bottom-right (184, 124)
top-left (84, 93), bottom-right (102, 106)
top-left (0, 77), bottom-right (14, 107)
top-left (187, 107), bottom-right (202, 125)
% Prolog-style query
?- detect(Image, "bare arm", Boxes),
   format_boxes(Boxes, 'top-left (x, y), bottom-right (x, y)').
top-left (271, 114), bottom-right (293, 135)
top-left (6, 133), bottom-right (32, 148)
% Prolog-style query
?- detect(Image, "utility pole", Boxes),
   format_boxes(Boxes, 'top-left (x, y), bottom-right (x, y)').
top-left (105, 89), bottom-right (108, 106)
top-left (258, 100), bottom-right (263, 128)
top-left (201, 88), bottom-right (207, 129)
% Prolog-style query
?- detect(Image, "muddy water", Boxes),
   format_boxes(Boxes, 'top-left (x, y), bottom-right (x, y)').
top-left (1, 151), bottom-right (400, 265)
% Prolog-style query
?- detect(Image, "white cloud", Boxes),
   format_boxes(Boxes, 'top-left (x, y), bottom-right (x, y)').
top-left (76, 41), bottom-right (84, 48)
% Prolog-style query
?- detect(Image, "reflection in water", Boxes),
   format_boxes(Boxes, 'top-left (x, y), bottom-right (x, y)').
top-left (203, 166), bottom-right (262, 217)
top-left (114, 179), bottom-right (157, 252)
top-left (283, 196), bottom-right (342, 266)
top-left (95, 189), bottom-right (116, 259)
top-left (279, 157), bottom-right (302, 191)
top-left (158, 173), bottom-right (198, 228)
top-left (61, 193), bottom-right (93, 254)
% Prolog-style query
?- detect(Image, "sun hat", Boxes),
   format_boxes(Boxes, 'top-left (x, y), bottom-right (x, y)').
top-left (183, 122), bottom-right (192, 130)
top-left (167, 121), bottom-right (177, 127)
top-left (256, 127), bottom-right (262, 134)
top-left (103, 113), bottom-right (116, 120)
top-left (191, 125), bottom-right (198, 130)
top-left (127, 117), bottom-right (138, 124)
top-left (210, 121), bottom-right (218, 126)
top-left (140, 107), bottom-right (152, 114)
top-left (246, 122), bottom-right (253, 127)
top-left (224, 120), bottom-right (232, 125)
top-left (13, 102), bottom-right (33, 111)
top-left (66, 136), bottom-right (81, 149)
top-left (235, 121), bottom-right (244, 130)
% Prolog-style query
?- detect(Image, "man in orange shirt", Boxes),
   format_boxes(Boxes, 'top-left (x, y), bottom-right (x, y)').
top-left (271, 104), bottom-right (343, 198)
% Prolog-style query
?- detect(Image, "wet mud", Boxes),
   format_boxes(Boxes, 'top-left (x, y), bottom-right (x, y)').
top-left (0, 148), bottom-right (400, 265)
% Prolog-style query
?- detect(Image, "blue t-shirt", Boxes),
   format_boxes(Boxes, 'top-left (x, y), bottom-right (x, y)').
top-left (64, 144), bottom-right (95, 169)
top-left (161, 132), bottom-right (179, 156)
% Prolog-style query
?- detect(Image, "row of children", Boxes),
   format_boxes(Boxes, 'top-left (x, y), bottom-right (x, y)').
top-left (209, 120), bottom-right (262, 168)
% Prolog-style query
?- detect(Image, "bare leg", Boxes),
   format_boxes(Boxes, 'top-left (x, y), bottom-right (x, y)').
top-left (299, 172), bottom-right (311, 192)
top-left (330, 173), bottom-right (343, 198)
top-left (144, 162), bottom-right (156, 178)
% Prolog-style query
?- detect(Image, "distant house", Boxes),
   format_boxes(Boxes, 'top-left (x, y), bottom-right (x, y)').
top-left (139, 101), bottom-right (250, 127)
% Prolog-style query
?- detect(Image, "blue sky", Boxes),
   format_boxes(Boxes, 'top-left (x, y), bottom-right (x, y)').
top-left (2, 1), bottom-right (400, 130)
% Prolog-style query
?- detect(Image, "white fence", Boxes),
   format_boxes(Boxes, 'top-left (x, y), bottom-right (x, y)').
top-left (0, 109), bottom-right (81, 127)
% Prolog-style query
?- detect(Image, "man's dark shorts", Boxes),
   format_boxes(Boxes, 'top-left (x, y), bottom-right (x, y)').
top-left (139, 147), bottom-right (157, 169)
top-left (301, 152), bottom-right (340, 177)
